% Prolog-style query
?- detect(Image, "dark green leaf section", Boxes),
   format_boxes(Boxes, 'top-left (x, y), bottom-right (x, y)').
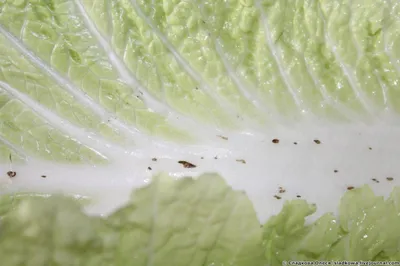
top-left (0, 173), bottom-right (264, 266)
top-left (0, 175), bottom-right (399, 265)
top-left (263, 185), bottom-right (400, 264)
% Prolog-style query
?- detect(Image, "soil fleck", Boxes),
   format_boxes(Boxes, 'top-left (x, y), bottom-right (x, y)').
top-left (178, 161), bottom-right (197, 168)
top-left (7, 171), bottom-right (16, 178)
top-left (278, 187), bottom-right (286, 193)
top-left (217, 135), bottom-right (228, 140)
top-left (386, 177), bottom-right (394, 181)
top-left (274, 195), bottom-right (282, 200)
top-left (236, 159), bottom-right (246, 164)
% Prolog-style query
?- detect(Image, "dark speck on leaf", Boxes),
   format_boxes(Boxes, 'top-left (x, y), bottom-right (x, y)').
top-left (178, 160), bottom-right (196, 168)
top-left (387, 177), bottom-right (394, 181)
top-left (201, 157), bottom-right (204, 159)
top-left (214, 156), bottom-right (218, 160)
top-left (272, 138), bottom-right (280, 144)
top-left (369, 147), bottom-right (372, 150)
top-left (293, 142), bottom-right (298, 145)
top-left (314, 139), bottom-right (321, 144)
top-left (334, 169), bottom-right (338, 173)
top-left (217, 135), bottom-right (228, 140)
top-left (147, 167), bottom-right (152, 170)
top-left (7, 171), bottom-right (16, 178)
top-left (274, 195), bottom-right (282, 200)
top-left (278, 187), bottom-right (286, 193)
top-left (347, 186), bottom-right (355, 190)
top-left (41, 175), bottom-right (46, 178)
top-left (236, 159), bottom-right (246, 164)
top-left (195, 87), bottom-right (198, 90)
top-left (372, 178), bottom-right (379, 183)
top-left (152, 158), bottom-right (157, 161)
top-left (296, 195), bottom-right (301, 198)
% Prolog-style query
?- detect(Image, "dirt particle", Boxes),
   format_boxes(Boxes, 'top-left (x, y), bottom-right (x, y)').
top-left (236, 159), bottom-right (246, 164)
top-left (293, 142), bottom-right (298, 145)
top-left (214, 156), bottom-right (218, 160)
top-left (314, 139), bottom-right (321, 144)
top-left (200, 157), bottom-right (204, 159)
top-left (386, 177), bottom-right (394, 181)
top-left (147, 167), bottom-right (152, 170)
top-left (296, 195), bottom-right (301, 198)
top-left (347, 186), bottom-right (355, 190)
top-left (334, 169), bottom-right (339, 173)
top-left (278, 187), bottom-right (286, 193)
top-left (272, 138), bottom-right (280, 144)
top-left (7, 171), bottom-right (16, 178)
top-left (151, 158), bottom-right (157, 162)
top-left (368, 147), bottom-right (372, 150)
top-left (217, 135), bottom-right (228, 140)
top-left (178, 160), bottom-right (197, 168)
top-left (372, 178), bottom-right (379, 183)
top-left (274, 195), bottom-right (282, 200)
top-left (41, 175), bottom-right (47, 178)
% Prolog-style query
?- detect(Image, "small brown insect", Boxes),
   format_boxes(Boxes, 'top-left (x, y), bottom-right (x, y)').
top-left (368, 147), bottom-right (372, 150)
top-left (147, 167), bottom-right (152, 170)
top-left (278, 187), bottom-right (286, 193)
top-left (217, 135), bottom-right (228, 140)
top-left (296, 195), bottom-right (301, 198)
top-left (178, 160), bottom-right (197, 168)
top-left (372, 178), bottom-right (379, 183)
top-left (273, 195), bottom-right (282, 200)
top-left (347, 186), bottom-right (355, 190)
top-left (386, 177), bottom-right (394, 181)
top-left (214, 156), bottom-right (218, 160)
top-left (200, 157), bottom-right (204, 159)
top-left (272, 138), bottom-right (280, 144)
top-left (41, 175), bottom-right (47, 178)
top-left (7, 171), bottom-right (16, 178)
top-left (293, 142), bottom-right (298, 145)
top-left (236, 159), bottom-right (246, 164)
top-left (314, 139), bottom-right (321, 144)
top-left (334, 169), bottom-right (339, 173)
top-left (151, 158), bottom-right (157, 162)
